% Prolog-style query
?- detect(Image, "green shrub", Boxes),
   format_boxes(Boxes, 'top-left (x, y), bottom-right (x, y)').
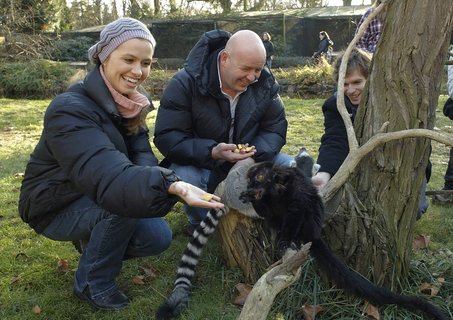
top-left (0, 60), bottom-right (77, 99)
top-left (50, 36), bottom-right (94, 61)
top-left (273, 58), bottom-right (336, 98)
top-left (154, 58), bottom-right (185, 70)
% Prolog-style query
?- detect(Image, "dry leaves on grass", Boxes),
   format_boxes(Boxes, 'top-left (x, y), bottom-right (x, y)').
top-left (412, 234), bottom-right (430, 249)
top-left (31, 305), bottom-right (41, 314)
top-left (10, 275), bottom-right (21, 285)
top-left (362, 302), bottom-right (380, 320)
top-left (302, 304), bottom-right (323, 320)
top-left (419, 278), bottom-right (445, 296)
top-left (233, 283), bottom-right (253, 306)
top-left (132, 262), bottom-right (159, 285)
top-left (57, 258), bottom-right (70, 273)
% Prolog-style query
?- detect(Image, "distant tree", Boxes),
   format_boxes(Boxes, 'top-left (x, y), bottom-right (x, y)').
top-left (154, 0), bottom-right (161, 16)
top-left (0, 0), bottom-right (56, 33)
top-left (52, 0), bottom-right (72, 31)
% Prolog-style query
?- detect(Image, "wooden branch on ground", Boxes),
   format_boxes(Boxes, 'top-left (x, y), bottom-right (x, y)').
top-left (238, 243), bottom-right (311, 320)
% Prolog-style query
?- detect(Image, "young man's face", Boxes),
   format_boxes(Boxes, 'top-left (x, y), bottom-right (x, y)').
top-left (344, 69), bottom-right (367, 105)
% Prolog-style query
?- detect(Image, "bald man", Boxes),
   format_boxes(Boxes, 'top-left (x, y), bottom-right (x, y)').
top-left (154, 30), bottom-right (291, 232)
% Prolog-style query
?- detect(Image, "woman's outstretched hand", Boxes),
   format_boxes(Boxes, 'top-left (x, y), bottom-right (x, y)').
top-left (168, 181), bottom-right (225, 209)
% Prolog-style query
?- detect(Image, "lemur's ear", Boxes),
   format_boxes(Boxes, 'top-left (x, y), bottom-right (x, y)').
top-left (292, 147), bottom-right (318, 177)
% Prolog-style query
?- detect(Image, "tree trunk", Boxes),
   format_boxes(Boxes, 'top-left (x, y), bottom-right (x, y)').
top-left (217, 209), bottom-right (274, 283)
top-left (324, 0), bottom-right (453, 286)
top-left (217, 1), bottom-right (453, 291)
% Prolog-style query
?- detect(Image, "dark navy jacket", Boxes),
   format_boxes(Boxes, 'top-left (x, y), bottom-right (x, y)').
top-left (317, 94), bottom-right (431, 180)
top-left (19, 66), bottom-right (180, 233)
top-left (317, 94), bottom-right (357, 176)
top-left (153, 30), bottom-right (288, 170)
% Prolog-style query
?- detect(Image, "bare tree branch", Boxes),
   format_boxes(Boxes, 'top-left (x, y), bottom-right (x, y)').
top-left (336, 1), bottom-right (389, 151)
top-left (322, 128), bottom-right (453, 202)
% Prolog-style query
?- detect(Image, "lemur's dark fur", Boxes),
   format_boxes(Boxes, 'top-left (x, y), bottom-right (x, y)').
top-left (240, 161), bottom-right (448, 320)
top-left (156, 150), bottom-right (448, 320)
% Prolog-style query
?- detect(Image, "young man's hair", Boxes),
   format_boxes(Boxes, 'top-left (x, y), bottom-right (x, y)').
top-left (331, 48), bottom-right (372, 83)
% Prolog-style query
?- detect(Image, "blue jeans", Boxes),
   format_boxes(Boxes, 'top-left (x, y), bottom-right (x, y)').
top-left (444, 147), bottom-right (453, 190)
top-left (170, 153), bottom-right (294, 227)
top-left (42, 196), bottom-right (172, 299)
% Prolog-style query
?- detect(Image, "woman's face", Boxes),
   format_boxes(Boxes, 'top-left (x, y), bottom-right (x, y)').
top-left (102, 38), bottom-right (153, 95)
top-left (344, 69), bottom-right (367, 105)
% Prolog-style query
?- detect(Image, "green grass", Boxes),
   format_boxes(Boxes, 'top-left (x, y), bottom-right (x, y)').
top-left (0, 97), bottom-right (452, 319)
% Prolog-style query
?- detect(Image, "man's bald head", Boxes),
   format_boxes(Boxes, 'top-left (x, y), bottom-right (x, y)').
top-left (219, 30), bottom-right (267, 97)
top-left (225, 30), bottom-right (266, 62)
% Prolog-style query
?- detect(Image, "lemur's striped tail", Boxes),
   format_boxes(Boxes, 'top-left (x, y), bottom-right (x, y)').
top-left (156, 207), bottom-right (228, 320)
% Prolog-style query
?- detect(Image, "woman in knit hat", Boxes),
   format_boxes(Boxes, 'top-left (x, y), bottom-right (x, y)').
top-left (18, 17), bottom-right (224, 311)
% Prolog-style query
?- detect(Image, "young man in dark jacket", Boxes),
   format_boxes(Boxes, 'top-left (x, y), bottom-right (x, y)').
top-left (154, 30), bottom-right (291, 231)
top-left (313, 48), bottom-right (430, 219)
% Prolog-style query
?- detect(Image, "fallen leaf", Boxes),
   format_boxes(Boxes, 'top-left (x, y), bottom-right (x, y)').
top-left (31, 305), bottom-right (41, 314)
top-left (132, 275), bottom-right (145, 285)
top-left (419, 278), bottom-right (445, 296)
top-left (15, 252), bottom-right (29, 259)
top-left (363, 301), bottom-right (380, 320)
top-left (10, 275), bottom-right (21, 285)
top-left (302, 304), bottom-right (323, 320)
top-left (233, 283), bottom-right (253, 306)
top-left (57, 259), bottom-right (69, 273)
top-left (412, 234), bottom-right (430, 249)
top-left (140, 263), bottom-right (159, 280)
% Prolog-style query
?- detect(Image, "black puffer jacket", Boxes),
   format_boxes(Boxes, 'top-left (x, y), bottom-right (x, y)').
top-left (154, 30), bottom-right (288, 170)
top-left (317, 94), bottom-right (431, 181)
top-left (19, 66), bottom-right (180, 233)
top-left (317, 94), bottom-right (357, 176)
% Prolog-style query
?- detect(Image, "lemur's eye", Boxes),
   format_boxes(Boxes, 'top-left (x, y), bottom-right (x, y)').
top-left (255, 174), bottom-right (265, 182)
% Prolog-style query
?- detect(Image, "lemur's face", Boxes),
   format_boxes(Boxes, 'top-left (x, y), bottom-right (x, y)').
top-left (240, 162), bottom-right (289, 203)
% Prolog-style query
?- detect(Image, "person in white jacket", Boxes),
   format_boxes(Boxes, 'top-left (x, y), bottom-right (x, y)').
top-left (433, 48), bottom-right (453, 202)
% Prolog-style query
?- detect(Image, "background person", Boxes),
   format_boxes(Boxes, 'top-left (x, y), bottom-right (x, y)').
top-left (154, 29), bottom-right (291, 234)
top-left (355, 0), bottom-right (387, 54)
top-left (433, 48), bottom-right (453, 202)
top-left (18, 17), bottom-right (223, 311)
top-left (312, 31), bottom-right (334, 64)
top-left (262, 31), bottom-right (274, 68)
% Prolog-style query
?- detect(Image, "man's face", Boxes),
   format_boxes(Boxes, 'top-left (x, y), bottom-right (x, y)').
top-left (220, 50), bottom-right (265, 97)
top-left (344, 69), bottom-right (367, 105)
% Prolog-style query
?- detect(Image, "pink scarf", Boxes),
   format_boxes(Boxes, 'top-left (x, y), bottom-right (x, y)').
top-left (100, 66), bottom-right (150, 119)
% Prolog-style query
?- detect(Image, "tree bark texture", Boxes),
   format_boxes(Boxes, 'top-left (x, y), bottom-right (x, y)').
top-left (217, 210), bottom-right (276, 283)
top-left (324, 0), bottom-right (453, 286)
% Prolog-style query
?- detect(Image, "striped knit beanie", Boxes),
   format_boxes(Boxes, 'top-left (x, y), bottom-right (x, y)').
top-left (88, 17), bottom-right (156, 64)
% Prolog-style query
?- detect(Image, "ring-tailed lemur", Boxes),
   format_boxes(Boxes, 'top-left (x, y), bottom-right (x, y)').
top-left (156, 149), bottom-right (448, 320)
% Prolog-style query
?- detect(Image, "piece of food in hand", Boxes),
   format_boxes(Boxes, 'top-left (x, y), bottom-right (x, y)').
top-left (234, 144), bottom-right (255, 154)
top-left (202, 193), bottom-right (214, 201)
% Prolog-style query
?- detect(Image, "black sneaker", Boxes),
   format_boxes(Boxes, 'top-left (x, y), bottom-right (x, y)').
top-left (74, 287), bottom-right (129, 310)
